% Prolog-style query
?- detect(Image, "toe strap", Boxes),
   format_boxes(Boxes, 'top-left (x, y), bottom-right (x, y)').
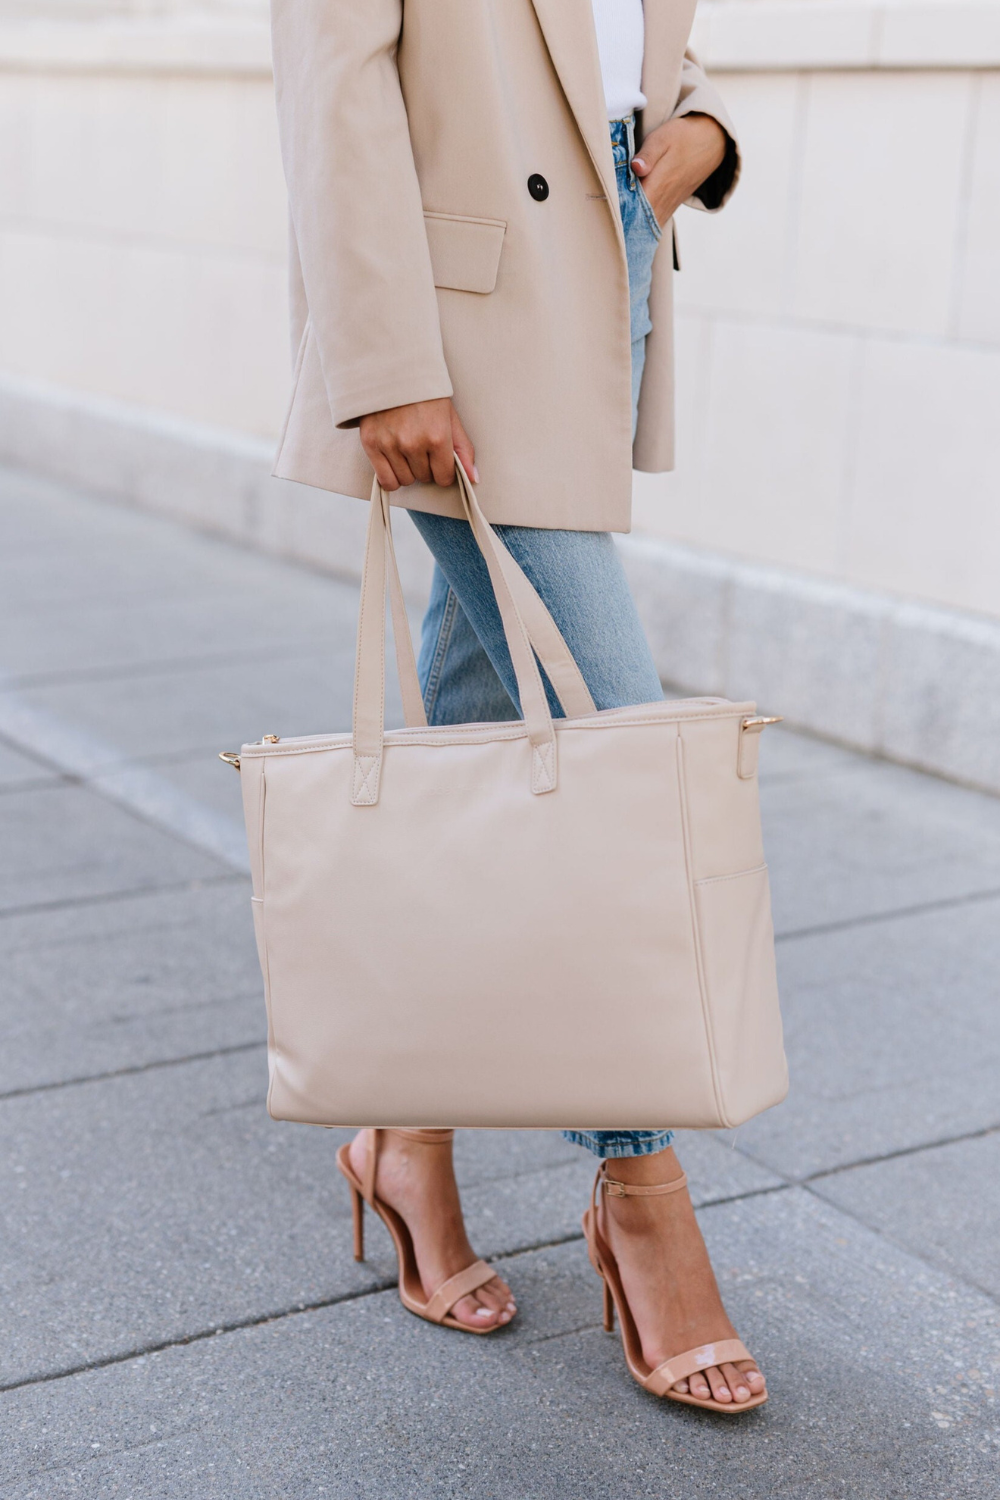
top-left (424, 1260), bottom-right (496, 1324)
top-left (644, 1339), bottom-right (753, 1396)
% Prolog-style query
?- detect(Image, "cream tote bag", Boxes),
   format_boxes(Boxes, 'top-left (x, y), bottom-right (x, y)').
top-left (225, 463), bottom-right (787, 1131)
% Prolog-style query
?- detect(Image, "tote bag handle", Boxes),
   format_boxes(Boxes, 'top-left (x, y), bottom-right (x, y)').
top-left (352, 459), bottom-right (596, 805)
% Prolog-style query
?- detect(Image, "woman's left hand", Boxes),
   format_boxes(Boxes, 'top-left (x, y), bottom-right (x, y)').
top-left (632, 113), bottom-right (728, 227)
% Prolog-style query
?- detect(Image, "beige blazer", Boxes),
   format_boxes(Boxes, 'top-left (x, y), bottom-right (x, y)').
top-left (270, 0), bottom-right (739, 532)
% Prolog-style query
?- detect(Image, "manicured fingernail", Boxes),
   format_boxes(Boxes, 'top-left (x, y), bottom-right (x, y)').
top-left (633, 158), bottom-right (646, 171)
top-left (472, 466), bottom-right (480, 483)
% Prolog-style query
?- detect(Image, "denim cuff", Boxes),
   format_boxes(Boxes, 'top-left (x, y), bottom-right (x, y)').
top-left (561, 1129), bottom-right (675, 1160)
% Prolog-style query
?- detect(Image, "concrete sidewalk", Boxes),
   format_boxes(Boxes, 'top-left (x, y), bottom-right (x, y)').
top-left (1, 465), bottom-right (997, 1499)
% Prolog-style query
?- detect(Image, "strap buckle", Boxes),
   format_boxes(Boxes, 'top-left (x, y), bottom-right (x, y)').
top-left (603, 1178), bottom-right (628, 1196)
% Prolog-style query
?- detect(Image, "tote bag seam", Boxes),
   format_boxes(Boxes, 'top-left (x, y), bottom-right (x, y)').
top-left (257, 757), bottom-right (268, 899)
top-left (257, 761), bottom-right (279, 1118)
top-left (252, 897), bottom-right (278, 1071)
top-left (695, 863), bottom-right (768, 887)
top-left (241, 708), bottom-right (753, 761)
top-left (675, 730), bottom-right (730, 1128)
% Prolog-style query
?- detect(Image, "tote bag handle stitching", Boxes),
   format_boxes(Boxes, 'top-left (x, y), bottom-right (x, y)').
top-left (382, 484), bottom-right (428, 728)
top-left (675, 729), bottom-right (731, 1127)
top-left (351, 482), bottom-right (429, 801)
top-left (352, 459), bottom-right (592, 803)
top-left (351, 491), bottom-right (387, 799)
top-left (448, 459), bottom-right (594, 726)
top-left (470, 517), bottom-right (595, 720)
top-left (450, 462), bottom-right (557, 786)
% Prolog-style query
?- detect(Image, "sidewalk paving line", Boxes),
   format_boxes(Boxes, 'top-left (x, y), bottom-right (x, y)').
top-left (0, 1223), bottom-right (658, 1396)
top-left (0, 687), bottom-right (249, 873)
top-left (0, 1038), bottom-right (265, 1104)
top-left (775, 884), bottom-right (1000, 942)
top-left (0, 870), bottom-right (244, 924)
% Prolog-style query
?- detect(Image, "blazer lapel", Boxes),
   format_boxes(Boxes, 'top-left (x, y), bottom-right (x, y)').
top-left (529, 0), bottom-right (619, 225)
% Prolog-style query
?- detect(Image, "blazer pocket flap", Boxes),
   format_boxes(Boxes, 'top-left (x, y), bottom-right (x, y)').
top-left (423, 212), bottom-right (506, 294)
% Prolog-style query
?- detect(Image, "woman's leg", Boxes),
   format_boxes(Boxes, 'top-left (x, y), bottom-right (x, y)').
top-left (417, 561), bottom-right (518, 726)
top-left (346, 1130), bottom-right (516, 1331)
top-left (411, 511), bottom-right (663, 720)
top-left (597, 1145), bottom-right (767, 1405)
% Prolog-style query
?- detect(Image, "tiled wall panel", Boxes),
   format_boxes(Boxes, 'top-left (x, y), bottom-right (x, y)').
top-left (790, 70), bottom-right (972, 337)
top-left (0, 228), bottom-right (288, 434)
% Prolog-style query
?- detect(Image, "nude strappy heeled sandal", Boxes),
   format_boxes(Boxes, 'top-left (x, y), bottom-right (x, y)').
top-left (336, 1128), bottom-right (504, 1335)
top-left (582, 1163), bottom-right (767, 1413)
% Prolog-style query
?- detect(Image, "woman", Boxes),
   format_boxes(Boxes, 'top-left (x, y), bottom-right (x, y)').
top-left (270, 0), bottom-right (765, 1411)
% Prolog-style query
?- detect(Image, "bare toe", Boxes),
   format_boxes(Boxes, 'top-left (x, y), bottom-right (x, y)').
top-left (739, 1360), bottom-right (765, 1393)
top-left (686, 1372), bottom-right (711, 1400)
top-left (705, 1366), bottom-right (732, 1403)
top-left (484, 1274), bottom-right (514, 1309)
top-left (451, 1292), bottom-right (501, 1328)
top-left (450, 1275), bottom-right (517, 1329)
top-left (721, 1362), bottom-right (751, 1403)
top-left (479, 1275), bottom-right (516, 1319)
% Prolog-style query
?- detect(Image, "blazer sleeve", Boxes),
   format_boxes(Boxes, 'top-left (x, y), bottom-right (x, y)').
top-left (669, 49), bottom-right (741, 213)
top-left (270, 0), bottom-right (453, 428)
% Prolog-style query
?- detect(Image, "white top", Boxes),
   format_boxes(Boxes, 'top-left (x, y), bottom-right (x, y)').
top-left (591, 0), bottom-right (647, 122)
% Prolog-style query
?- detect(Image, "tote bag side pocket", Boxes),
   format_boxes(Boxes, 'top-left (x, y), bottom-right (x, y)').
top-left (693, 865), bottom-right (788, 1126)
top-left (676, 713), bottom-right (788, 1127)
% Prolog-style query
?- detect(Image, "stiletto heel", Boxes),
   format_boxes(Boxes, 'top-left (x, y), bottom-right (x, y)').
top-left (337, 1128), bottom-right (506, 1335)
top-left (602, 1277), bottom-right (615, 1332)
top-left (582, 1164), bottom-right (767, 1414)
top-left (350, 1183), bottom-right (364, 1262)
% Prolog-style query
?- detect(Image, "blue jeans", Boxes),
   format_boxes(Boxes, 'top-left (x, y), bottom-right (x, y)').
top-left (412, 119), bottom-right (671, 1160)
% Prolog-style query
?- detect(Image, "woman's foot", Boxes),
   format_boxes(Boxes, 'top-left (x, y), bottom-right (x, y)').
top-left (600, 1147), bottom-right (765, 1406)
top-left (348, 1129), bottom-right (516, 1331)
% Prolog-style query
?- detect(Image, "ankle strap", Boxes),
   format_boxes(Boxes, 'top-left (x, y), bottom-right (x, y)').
top-left (362, 1128), bottom-right (455, 1204)
top-left (600, 1165), bottom-right (688, 1198)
